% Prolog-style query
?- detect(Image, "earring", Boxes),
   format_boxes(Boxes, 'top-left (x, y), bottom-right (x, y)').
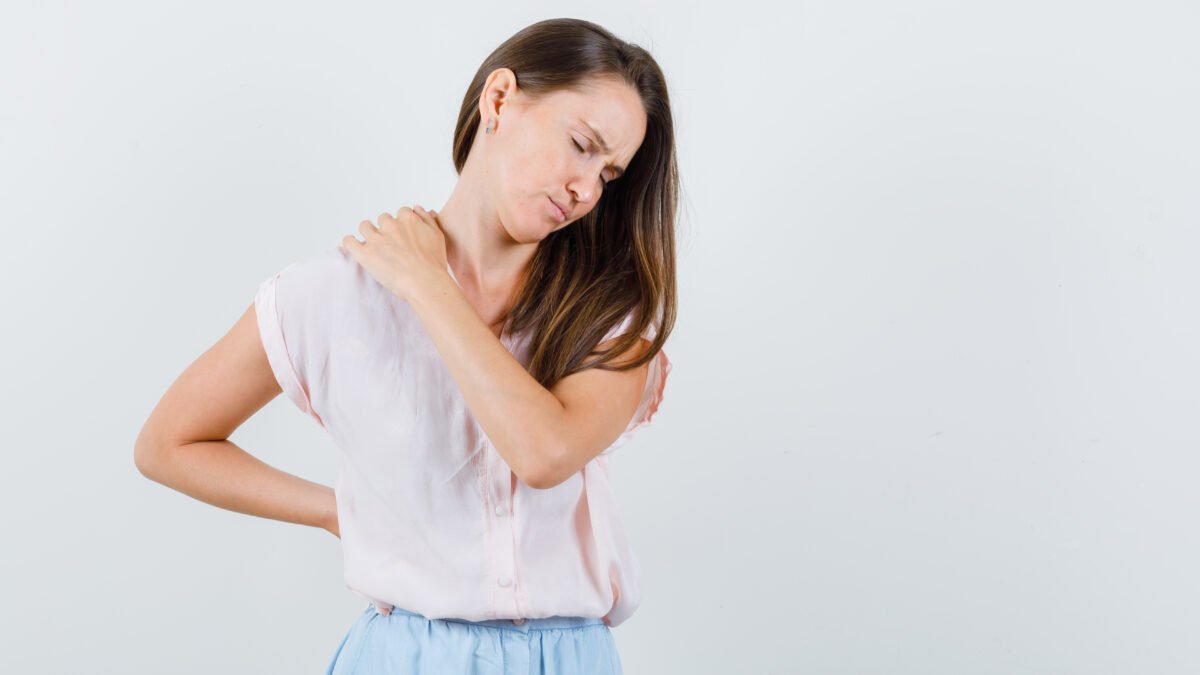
top-left (485, 117), bottom-right (495, 135)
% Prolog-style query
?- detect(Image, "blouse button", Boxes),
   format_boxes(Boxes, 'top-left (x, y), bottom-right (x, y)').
top-left (494, 504), bottom-right (507, 516)
top-left (497, 576), bottom-right (512, 587)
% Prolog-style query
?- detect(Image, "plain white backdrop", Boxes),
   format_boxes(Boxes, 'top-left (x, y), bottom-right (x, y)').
top-left (2, 1), bottom-right (1198, 673)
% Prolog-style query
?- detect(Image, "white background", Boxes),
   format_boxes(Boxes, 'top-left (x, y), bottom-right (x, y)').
top-left (2, 1), bottom-right (1198, 673)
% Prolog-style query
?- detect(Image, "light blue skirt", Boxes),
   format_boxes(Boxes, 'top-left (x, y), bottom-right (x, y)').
top-left (325, 603), bottom-right (624, 674)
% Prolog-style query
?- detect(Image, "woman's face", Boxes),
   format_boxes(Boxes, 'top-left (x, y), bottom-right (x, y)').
top-left (479, 72), bottom-right (648, 243)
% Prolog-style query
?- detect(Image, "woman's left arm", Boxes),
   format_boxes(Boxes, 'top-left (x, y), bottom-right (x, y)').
top-left (342, 206), bottom-right (650, 490)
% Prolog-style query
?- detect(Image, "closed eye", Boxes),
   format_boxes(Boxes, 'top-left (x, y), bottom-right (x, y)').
top-left (572, 138), bottom-right (614, 186)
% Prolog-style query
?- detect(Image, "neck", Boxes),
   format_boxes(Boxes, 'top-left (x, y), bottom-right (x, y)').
top-left (435, 171), bottom-right (536, 300)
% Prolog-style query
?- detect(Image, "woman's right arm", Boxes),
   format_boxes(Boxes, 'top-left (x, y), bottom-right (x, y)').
top-left (133, 302), bottom-right (339, 539)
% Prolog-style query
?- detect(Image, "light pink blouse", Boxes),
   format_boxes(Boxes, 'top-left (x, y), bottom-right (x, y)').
top-left (253, 245), bottom-right (671, 627)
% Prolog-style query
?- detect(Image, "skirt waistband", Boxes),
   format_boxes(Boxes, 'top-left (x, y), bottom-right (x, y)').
top-left (369, 603), bottom-right (607, 632)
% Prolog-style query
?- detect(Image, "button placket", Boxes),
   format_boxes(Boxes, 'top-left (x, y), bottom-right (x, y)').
top-left (481, 440), bottom-right (521, 618)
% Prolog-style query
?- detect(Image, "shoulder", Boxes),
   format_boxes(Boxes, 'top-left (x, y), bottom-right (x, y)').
top-left (268, 245), bottom-right (381, 302)
top-left (273, 245), bottom-right (359, 284)
top-left (259, 245), bottom-right (395, 343)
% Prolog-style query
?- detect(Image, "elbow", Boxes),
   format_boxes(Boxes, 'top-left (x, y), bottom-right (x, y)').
top-left (133, 427), bottom-right (173, 481)
top-left (521, 439), bottom-right (572, 490)
top-left (523, 468), bottom-right (560, 491)
top-left (133, 439), bottom-right (161, 480)
top-left (520, 456), bottom-right (557, 490)
top-left (524, 471), bottom-right (564, 491)
top-left (509, 417), bottom-right (575, 489)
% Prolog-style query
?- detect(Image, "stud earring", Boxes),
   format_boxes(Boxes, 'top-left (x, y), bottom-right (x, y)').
top-left (485, 117), bottom-right (495, 135)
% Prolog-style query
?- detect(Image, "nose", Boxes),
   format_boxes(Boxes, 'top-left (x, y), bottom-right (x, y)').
top-left (567, 173), bottom-right (598, 205)
top-left (570, 184), bottom-right (592, 204)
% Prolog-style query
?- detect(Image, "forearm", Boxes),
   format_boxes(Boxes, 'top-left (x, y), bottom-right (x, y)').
top-left (138, 439), bottom-right (337, 533)
top-left (406, 271), bottom-right (564, 484)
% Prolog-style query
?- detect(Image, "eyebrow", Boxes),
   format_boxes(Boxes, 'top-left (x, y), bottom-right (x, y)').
top-left (580, 120), bottom-right (626, 178)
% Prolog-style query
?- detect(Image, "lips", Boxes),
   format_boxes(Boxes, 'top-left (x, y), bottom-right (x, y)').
top-left (548, 197), bottom-right (568, 223)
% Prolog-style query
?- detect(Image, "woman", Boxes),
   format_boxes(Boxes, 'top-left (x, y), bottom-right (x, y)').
top-left (134, 17), bottom-right (677, 674)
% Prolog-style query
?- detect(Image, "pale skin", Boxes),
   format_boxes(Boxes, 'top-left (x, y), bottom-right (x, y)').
top-left (134, 70), bottom-right (653, 548)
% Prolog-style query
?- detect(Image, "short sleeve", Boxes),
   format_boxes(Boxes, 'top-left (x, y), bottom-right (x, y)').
top-left (253, 245), bottom-right (352, 429)
top-left (598, 310), bottom-right (672, 456)
top-left (601, 309), bottom-right (658, 343)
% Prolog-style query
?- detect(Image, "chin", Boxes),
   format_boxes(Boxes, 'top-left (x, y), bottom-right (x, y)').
top-left (506, 220), bottom-right (550, 244)
top-left (528, 208), bottom-right (564, 239)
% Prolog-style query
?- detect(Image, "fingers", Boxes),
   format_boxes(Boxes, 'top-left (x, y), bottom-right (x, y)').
top-left (373, 205), bottom-right (438, 233)
top-left (411, 204), bottom-right (440, 225)
top-left (390, 204), bottom-right (439, 220)
top-left (358, 219), bottom-right (380, 239)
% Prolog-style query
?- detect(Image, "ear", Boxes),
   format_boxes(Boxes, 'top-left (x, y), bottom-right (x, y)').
top-left (477, 67), bottom-right (517, 131)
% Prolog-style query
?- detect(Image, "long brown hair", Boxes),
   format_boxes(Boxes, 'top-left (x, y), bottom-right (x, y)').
top-left (451, 18), bottom-right (679, 389)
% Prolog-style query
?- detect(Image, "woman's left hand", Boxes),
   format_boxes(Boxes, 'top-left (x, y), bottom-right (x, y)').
top-left (341, 204), bottom-right (448, 302)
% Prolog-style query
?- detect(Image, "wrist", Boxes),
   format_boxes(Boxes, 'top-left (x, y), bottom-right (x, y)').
top-left (405, 268), bottom-right (458, 311)
top-left (318, 487), bottom-right (339, 536)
